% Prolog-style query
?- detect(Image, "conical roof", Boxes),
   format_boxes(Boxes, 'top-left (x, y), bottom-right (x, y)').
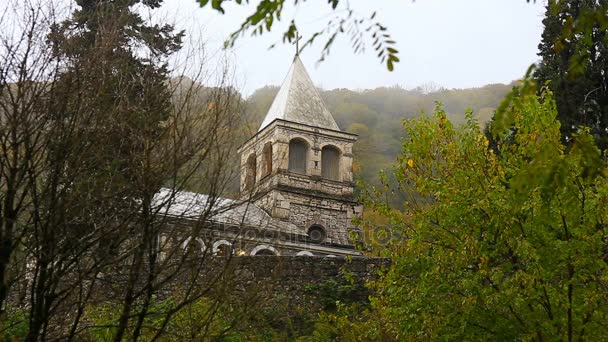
top-left (258, 56), bottom-right (340, 132)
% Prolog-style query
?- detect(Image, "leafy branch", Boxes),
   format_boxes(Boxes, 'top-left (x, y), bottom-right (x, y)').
top-left (197, 0), bottom-right (399, 70)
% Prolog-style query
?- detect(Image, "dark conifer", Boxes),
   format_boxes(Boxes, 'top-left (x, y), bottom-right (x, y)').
top-left (535, 0), bottom-right (608, 150)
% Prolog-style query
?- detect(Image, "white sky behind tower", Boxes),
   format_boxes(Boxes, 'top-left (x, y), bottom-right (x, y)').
top-left (160, 0), bottom-right (547, 97)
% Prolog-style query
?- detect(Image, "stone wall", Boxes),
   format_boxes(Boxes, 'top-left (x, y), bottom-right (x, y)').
top-left (285, 193), bottom-right (357, 245)
top-left (238, 120), bottom-right (357, 193)
top-left (236, 119), bottom-right (363, 253)
top-left (222, 256), bottom-right (389, 314)
top-left (199, 255), bottom-right (389, 337)
top-left (227, 256), bottom-right (388, 285)
top-left (250, 170), bottom-right (362, 246)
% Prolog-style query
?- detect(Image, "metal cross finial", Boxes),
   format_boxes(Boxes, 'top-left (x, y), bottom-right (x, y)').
top-left (294, 32), bottom-right (302, 56)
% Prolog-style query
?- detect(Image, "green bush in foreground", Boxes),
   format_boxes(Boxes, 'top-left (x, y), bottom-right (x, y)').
top-left (320, 83), bottom-right (608, 340)
top-left (0, 307), bottom-right (28, 341)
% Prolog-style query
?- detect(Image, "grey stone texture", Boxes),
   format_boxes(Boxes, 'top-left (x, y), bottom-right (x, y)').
top-left (226, 256), bottom-right (389, 287)
top-left (234, 56), bottom-right (363, 255)
top-left (258, 56), bottom-right (340, 132)
top-left (238, 119), bottom-right (363, 249)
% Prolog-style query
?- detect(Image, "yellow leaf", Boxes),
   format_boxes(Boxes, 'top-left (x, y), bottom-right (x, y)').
top-left (407, 159), bottom-right (414, 168)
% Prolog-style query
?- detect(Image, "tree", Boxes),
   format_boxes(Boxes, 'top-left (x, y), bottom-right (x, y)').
top-left (535, 0), bottom-right (608, 150)
top-left (197, 0), bottom-right (400, 70)
top-left (0, 0), bottom-right (246, 340)
top-left (0, 0), bottom-right (61, 317)
top-left (22, 0), bottom-right (189, 338)
top-left (323, 82), bottom-right (608, 339)
top-left (196, 1), bottom-right (549, 72)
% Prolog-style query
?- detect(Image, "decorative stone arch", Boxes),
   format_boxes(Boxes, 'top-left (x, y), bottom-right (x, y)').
top-left (261, 142), bottom-right (273, 178)
top-left (288, 137), bottom-right (310, 174)
top-left (250, 244), bottom-right (280, 256)
top-left (321, 144), bottom-right (341, 181)
top-left (319, 143), bottom-right (343, 153)
top-left (287, 135), bottom-right (313, 147)
top-left (296, 251), bottom-right (314, 256)
top-left (245, 153), bottom-right (257, 189)
top-left (181, 237), bottom-right (206, 253)
top-left (307, 224), bottom-right (327, 244)
top-left (213, 240), bottom-right (233, 256)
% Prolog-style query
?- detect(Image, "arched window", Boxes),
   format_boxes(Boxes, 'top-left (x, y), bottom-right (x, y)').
top-left (296, 251), bottom-right (314, 256)
top-left (254, 249), bottom-right (276, 256)
top-left (288, 139), bottom-right (308, 174)
top-left (213, 240), bottom-right (233, 257)
top-left (308, 225), bottom-right (326, 244)
top-left (181, 237), bottom-right (207, 254)
top-left (322, 145), bottom-right (340, 180)
top-left (245, 153), bottom-right (256, 189)
top-left (250, 244), bottom-right (280, 256)
top-left (262, 142), bottom-right (273, 177)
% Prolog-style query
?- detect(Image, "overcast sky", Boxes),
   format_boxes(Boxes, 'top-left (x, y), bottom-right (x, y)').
top-left (160, 0), bottom-right (547, 96)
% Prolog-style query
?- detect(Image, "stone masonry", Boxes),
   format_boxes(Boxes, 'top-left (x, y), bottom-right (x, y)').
top-left (238, 119), bottom-right (362, 247)
top-left (235, 55), bottom-right (363, 255)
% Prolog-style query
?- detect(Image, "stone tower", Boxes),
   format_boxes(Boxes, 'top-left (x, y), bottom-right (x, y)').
top-left (237, 56), bottom-right (362, 248)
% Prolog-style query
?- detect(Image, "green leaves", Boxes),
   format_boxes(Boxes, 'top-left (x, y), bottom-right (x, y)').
top-left (353, 87), bottom-right (608, 339)
top-left (197, 0), bottom-right (400, 71)
top-left (534, 0), bottom-right (608, 150)
top-left (198, 0), bottom-right (244, 14)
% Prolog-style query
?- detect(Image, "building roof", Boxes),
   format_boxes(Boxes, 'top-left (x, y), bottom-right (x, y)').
top-left (258, 56), bottom-right (340, 132)
top-left (154, 188), bottom-right (301, 234)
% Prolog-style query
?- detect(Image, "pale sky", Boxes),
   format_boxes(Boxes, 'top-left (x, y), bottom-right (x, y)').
top-left (159, 0), bottom-right (547, 96)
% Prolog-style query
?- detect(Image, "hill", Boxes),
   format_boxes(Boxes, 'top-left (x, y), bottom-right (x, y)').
top-left (240, 83), bottom-right (513, 206)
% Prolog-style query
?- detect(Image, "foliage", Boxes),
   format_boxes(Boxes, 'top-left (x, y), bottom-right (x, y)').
top-left (85, 297), bottom-right (239, 341)
top-left (83, 279), bottom-right (368, 341)
top-left (49, 0), bottom-right (184, 187)
top-left (241, 82), bottom-right (512, 207)
top-left (303, 277), bottom-right (367, 312)
top-left (535, 0), bottom-right (608, 150)
top-left (197, 0), bottom-right (399, 70)
top-left (0, 0), bottom-right (241, 339)
top-left (0, 307), bottom-right (28, 341)
top-left (339, 85), bottom-right (608, 340)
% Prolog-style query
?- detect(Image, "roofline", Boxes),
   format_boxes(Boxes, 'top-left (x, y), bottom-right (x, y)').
top-left (163, 215), bottom-right (361, 255)
top-left (270, 118), bottom-right (357, 137)
top-left (239, 118), bottom-right (358, 152)
top-left (256, 56), bottom-right (340, 133)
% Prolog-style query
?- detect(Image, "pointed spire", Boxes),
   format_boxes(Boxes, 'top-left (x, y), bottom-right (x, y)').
top-left (258, 56), bottom-right (340, 132)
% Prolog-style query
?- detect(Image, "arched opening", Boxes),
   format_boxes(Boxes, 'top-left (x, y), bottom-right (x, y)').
top-left (261, 142), bottom-right (273, 177)
top-left (181, 237), bottom-right (206, 254)
top-left (322, 145), bottom-right (340, 180)
top-left (288, 138), bottom-right (308, 174)
top-left (255, 249), bottom-right (276, 256)
top-left (213, 240), bottom-right (233, 257)
top-left (250, 244), bottom-right (280, 256)
top-left (245, 153), bottom-right (256, 189)
top-left (307, 225), bottom-right (326, 244)
top-left (296, 251), bottom-right (314, 256)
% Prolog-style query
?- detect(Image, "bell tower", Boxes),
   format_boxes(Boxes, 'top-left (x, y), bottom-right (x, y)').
top-left (237, 56), bottom-right (362, 247)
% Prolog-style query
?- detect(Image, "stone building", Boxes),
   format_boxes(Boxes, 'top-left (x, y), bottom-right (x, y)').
top-left (162, 56), bottom-right (362, 257)
top-left (236, 55), bottom-right (362, 255)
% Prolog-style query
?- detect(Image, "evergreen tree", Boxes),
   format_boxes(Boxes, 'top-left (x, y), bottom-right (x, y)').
top-left (48, 0), bottom-right (183, 189)
top-left (535, 0), bottom-right (608, 150)
top-left (21, 1), bottom-right (185, 338)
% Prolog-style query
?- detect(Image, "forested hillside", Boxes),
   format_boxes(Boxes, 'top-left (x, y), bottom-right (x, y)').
top-left (240, 83), bottom-right (513, 205)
